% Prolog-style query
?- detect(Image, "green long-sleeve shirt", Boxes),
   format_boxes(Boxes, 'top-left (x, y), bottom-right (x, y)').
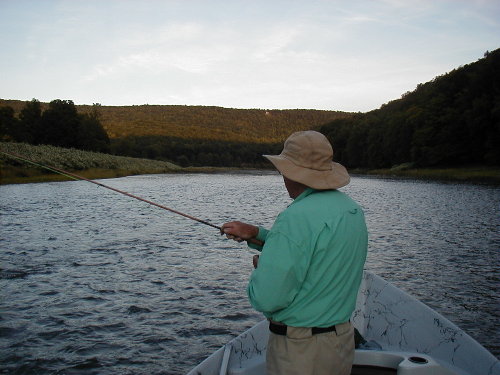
top-left (247, 188), bottom-right (368, 327)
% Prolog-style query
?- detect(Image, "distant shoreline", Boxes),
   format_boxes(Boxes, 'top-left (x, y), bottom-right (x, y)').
top-left (1, 166), bottom-right (499, 185)
top-left (2, 142), bottom-right (498, 185)
top-left (351, 166), bottom-right (500, 185)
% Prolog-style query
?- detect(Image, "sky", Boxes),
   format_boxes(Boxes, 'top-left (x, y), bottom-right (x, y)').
top-left (1, 0), bottom-right (499, 112)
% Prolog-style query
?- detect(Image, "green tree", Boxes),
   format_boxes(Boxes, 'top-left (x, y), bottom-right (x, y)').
top-left (40, 99), bottom-right (80, 148)
top-left (19, 99), bottom-right (42, 144)
top-left (0, 106), bottom-right (19, 141)
top-left (77, 104), bottom-right (110, 152)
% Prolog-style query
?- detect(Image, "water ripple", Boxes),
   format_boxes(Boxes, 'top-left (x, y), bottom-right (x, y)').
top-left (1, 173), bottom-right (498, 374)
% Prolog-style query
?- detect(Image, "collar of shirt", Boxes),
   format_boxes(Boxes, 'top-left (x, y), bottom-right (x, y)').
top-left (291, 187), bottom-right (317, 205)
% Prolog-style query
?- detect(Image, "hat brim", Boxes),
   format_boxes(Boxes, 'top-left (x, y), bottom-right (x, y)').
top-left (264, 155), bottom-right (350, 190)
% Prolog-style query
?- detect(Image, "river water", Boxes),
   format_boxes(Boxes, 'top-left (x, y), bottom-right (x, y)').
top-left (1, 172), bottom-right (499, 374)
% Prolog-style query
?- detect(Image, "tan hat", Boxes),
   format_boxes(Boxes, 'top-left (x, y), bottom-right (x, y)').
top-left (264, 130), bottom-right (350, 190)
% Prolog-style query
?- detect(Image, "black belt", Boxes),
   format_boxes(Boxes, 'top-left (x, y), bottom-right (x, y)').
top-left (269, 321), bottom-right (337, 336)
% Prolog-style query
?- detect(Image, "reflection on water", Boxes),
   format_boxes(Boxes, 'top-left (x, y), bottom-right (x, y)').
top-left (1, 172), bottom-right (499, 374)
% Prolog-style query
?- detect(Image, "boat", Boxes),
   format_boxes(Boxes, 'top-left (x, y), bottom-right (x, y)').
top-left (187, 271), bottom-right (499, 375)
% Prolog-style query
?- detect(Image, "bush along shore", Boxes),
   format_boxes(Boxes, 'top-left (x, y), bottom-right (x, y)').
top-left (0, 142), bottom-right (182, 184)
top-left (1, 142), bottom-right (499, 185)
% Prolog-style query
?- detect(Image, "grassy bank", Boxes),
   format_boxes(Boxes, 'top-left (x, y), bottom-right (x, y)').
top-left (0, 142), bottom-right (181, 185)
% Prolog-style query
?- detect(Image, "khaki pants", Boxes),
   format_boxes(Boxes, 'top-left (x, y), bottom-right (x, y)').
top-left (266, 321), bottom-right (354, 375)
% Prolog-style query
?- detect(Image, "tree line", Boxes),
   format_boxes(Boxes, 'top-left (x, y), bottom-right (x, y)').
top-left (110, 136), bottom-right (281, 167)
top-left (0, 99), bottom-right (110, 153)
top-left (0, 98), bottom-right (282, 167)
top-left (0, 99), bottom-right (349, 144)
top-left (321, 49), bottom-right (500, 169)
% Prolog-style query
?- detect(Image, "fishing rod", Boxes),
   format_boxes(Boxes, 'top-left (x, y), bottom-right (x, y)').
top-left (1, 149), bottom-right (264, 246)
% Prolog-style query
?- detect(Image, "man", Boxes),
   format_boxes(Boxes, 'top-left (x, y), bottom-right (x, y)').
top-left (221, 130), bottom-right (368, 375)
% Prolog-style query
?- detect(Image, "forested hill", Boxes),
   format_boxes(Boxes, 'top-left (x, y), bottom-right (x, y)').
top-left (96, 106), bottom-right (350, 143)
top-left (320, 48), bottom-right (500, 169)
top-left (2, 48), bottom-right (499, 169)
top-left (0, 100), bottom-right (350, 144)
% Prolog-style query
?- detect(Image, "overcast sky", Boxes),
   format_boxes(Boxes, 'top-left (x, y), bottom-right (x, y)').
top-left (1, 0), bottom-right (498, 112)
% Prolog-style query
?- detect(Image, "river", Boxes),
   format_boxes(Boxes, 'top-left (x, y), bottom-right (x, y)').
top-left (1, 172), bottom-right (499, 374)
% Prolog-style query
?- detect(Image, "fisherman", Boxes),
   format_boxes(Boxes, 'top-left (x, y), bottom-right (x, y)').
top-left (221, 130), bottom-right (368, 375)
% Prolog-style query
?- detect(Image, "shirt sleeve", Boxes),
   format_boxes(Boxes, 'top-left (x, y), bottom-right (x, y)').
top-left (247, 229), bottom-right (308, 318)
top-left (247, 226), bottom-right (269, 252)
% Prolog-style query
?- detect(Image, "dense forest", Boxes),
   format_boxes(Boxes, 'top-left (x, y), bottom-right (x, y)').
top-left (0, 99), bottom-right (110, 153)
top-left (321, 49), bottom-right (500, 169)
top-left (1, 48), bottom-right (499, 169)
top-left (110, 136), bottom-right (281, 168)
top-left (0, 100), bottom-right (349, 167)
top-left (0, 100), bottom-right (350, 143)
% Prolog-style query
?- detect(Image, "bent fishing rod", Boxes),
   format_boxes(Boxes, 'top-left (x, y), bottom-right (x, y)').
top-left (1, 149), bottom-right (263, 246)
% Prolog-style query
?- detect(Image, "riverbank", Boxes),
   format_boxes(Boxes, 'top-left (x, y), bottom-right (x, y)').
top-left (3, 164), bottom-right (499, 185)
top-left (0, 142), bottom-right (181, 185)
top-left (1, 142), bottom-right (499, 185)
top-left (352, 166), bottom-right (500, 184)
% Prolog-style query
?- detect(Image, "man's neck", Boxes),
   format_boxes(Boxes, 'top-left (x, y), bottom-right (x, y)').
top-left (283, 176), bottom-right (308, 199)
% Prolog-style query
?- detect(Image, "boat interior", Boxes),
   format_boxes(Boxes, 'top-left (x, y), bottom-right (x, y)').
top-left (227, 350), bottom-right (460, 375)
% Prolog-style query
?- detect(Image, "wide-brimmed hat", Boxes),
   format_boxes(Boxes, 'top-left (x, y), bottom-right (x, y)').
top-left (264, 130), bottom-right (350, 190)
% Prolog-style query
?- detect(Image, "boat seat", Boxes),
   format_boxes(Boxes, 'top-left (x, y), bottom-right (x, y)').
top-left (354, 350), bottom-right (460, 375)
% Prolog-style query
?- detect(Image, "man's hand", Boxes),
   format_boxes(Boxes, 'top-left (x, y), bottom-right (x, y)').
top-left (221, 221), bottom-right (259, 242)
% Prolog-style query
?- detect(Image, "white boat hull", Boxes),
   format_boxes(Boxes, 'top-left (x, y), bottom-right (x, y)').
top-left (187, 272), bottom-right (500, 375)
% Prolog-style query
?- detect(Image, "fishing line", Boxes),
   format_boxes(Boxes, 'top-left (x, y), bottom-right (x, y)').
top-left (1, 149), bottom-right (264, 247)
